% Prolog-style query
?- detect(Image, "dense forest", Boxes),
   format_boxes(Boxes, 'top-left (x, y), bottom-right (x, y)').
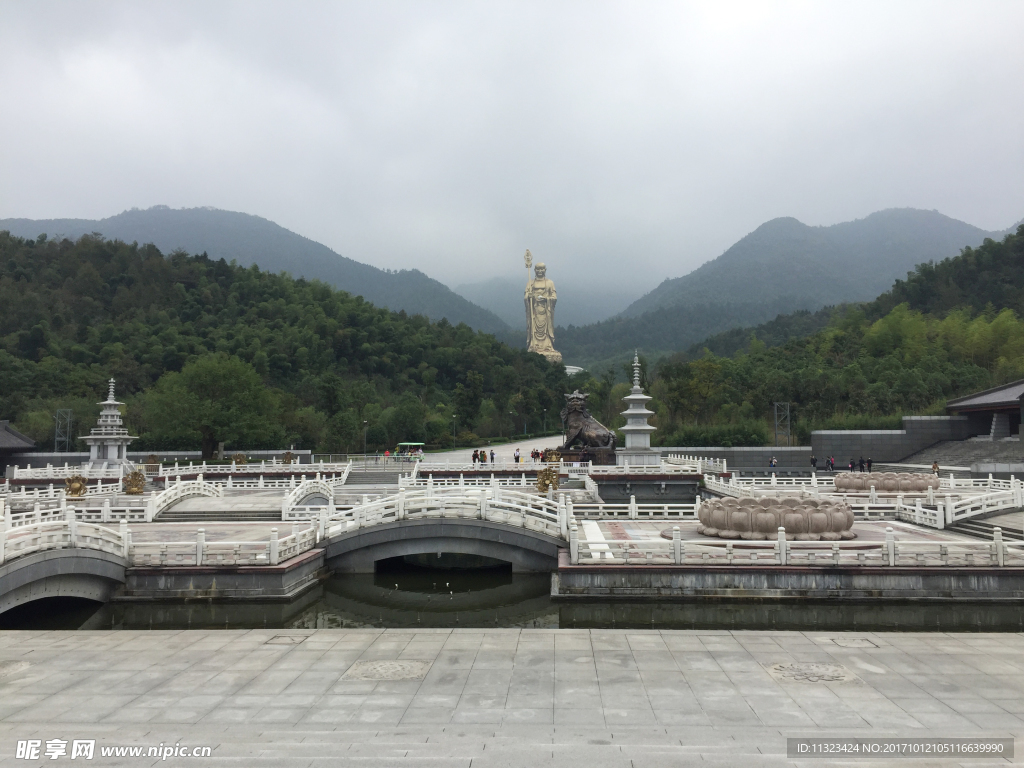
top-left (0, 232), bottom-right (569, 456)
top-left (1, 207), bottom-right (511, 333)
top-left (3, 225), bottom-right (1022, 455)
top-left (566, 226), bottom-right (1024, 446)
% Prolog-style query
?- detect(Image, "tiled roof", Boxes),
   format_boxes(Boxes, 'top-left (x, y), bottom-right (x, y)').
top-left (947, 379), bottom-right (1024, 410)
top-left (0, 421), bottom-right (36, 451)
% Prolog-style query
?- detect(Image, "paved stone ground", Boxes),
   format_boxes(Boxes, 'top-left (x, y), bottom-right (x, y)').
top-left (1, 629), bottom-right (1023, 766)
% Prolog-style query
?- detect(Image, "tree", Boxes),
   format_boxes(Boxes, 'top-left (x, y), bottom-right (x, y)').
top-left (144, 354), bottom-right (282, 457)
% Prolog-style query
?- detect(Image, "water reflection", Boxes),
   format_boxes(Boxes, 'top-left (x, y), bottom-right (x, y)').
top-left (7, 565), bottom-right (1024, 632)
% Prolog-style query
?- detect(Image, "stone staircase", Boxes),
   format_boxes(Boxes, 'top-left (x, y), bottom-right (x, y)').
top-left (155, 508), bottom-right (282, 522)
top-left (345, 470), bottom-right (402, 485)
top-left (902, 439), bottom-right (1023, 467)
top-left (948, 517), bottom-right (1024, 542)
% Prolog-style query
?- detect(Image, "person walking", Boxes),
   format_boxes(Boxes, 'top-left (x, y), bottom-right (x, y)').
top-left (931, 460), bottom-right (940, 475)
top-left (479, 450), bottom-right (487, 465)
top-left (472, 449), bottom-right (478, 465)
top-left (490, 449), bottom-right (496, 464)
top-left (858, 456), bottom-right (866, 472)
top-left (810, 455), bottom-right (817, 471)
top-left (848, 458), bottom-right (855, 472)
top-left (514, 448), bottom-right (520, 464)
top-left (866, 457), bottom-right (873, 473)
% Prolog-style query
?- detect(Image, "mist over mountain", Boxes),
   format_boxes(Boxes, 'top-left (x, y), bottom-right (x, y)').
top-left (621, 209), bottom-right (1005, 318)
top-left (0, 206), bottom-right (510, 334)
top-left (557, 208), bottom-right (1017, 370)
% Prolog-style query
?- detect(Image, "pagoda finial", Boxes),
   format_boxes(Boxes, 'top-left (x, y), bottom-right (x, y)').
top-left (108, 378), bottom-right (116, 402)
top-left (632, 351), bottom-right (640, 388)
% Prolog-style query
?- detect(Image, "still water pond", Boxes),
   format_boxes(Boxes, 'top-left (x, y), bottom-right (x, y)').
top-left (4, 560), bottom-right (1024, 632)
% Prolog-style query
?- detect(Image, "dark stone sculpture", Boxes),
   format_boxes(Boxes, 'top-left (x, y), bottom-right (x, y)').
top-left (559, 390), bottom-right (617, 451)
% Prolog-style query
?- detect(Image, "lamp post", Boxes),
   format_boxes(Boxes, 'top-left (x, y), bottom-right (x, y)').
top-left (510, 411), bottom-right (516, 438)
top-left (362, 421), bottom-right (368, 456)
top-left (452, 416), bottom-right (457, 448)
top-left (543, 408), bottom-right (547, 434)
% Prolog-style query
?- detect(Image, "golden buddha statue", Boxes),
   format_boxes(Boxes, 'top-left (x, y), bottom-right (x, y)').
top-left (523, 250), bottom-right (562, 364)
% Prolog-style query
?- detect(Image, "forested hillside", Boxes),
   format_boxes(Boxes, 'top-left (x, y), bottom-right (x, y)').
top-left (0, 207), bottom-right (510, 334)
top-left (557, 209), bottom-right (1012, 367)
top-left (567, 226), bottom-right (1024, 447)
top-left (0, 232), bottom-right (567, 455)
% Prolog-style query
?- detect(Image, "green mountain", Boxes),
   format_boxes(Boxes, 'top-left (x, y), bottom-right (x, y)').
top-left (692, 223), bottom-right (1024, 359)
top-left (0, 206), bottom-right (510, 334)
top-left (0, 232), bottom-right (567, 454)
top-left (557, 225), bottom-right (1024, 448)
top-left (622, 208), bottom-right (1004, 317)
top-left (557, 208), bottom-right (1013, 368)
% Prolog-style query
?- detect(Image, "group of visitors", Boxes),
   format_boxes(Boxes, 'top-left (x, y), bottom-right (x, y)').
top-left (530, 448), bottom-right (551, 462)
top-left (471, 449), bottom-right (496, 465)
top-left (810, 455), bottom-right (850, 472)
top-left (843, 456), bottom-right (874, 472)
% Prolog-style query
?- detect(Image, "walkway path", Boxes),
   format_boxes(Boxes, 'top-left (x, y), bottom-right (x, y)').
top-left (424, 436), bottom-right (563, 464)
top-left (1, 629), bottom-right (1022, 766)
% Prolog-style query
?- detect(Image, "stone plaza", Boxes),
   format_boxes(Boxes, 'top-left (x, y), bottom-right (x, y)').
top-left (2, 628), bottom-right (1024, 766)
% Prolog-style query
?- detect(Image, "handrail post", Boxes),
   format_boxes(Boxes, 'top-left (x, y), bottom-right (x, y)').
top-left (672, 526), bottom-right (681, 564)
top-left (318, 509), bottom-right (327, 541)
top-left (777, 527), bottom-right (787, 565)
top-left (196, 528), bottom-right (205, 566)
top-left (269, 528), bottom-right (279, 565)
top-left (563, 498), bottom-right (572, 538)
top-left (944, 494), bottom-right (953, 526)
top-left (629, 495), bottom-right (638, 520)
top-left (994, 527), bottom-right (1005, 567)
top-left (885, 526), bottom-right (895, 566)
top-left (569, 520), bottom-right (579, 564)
top-left (66, 503), bottom-right (77, 548)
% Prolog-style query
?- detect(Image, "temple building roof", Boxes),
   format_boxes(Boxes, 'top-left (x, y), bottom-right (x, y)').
top-left (947, 379), bottom-right (1024, 412)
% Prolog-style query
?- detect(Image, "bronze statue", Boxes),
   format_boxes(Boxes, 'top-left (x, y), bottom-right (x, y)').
top-left (122, 469), bottom-right (146, 495)
top-left (559, 390), bottom-right (616, 451)
top-left (524, 250), bottom-right (562, 363)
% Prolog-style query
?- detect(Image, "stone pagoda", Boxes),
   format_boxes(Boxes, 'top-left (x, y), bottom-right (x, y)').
top-left (616, 352), bottom-right (659, 466)
top-left (81, 378), bottom-right (137, 469)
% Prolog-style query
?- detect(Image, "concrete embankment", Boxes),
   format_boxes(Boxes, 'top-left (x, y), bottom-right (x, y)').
top-left (552, 553), bottom-right (1024, 601)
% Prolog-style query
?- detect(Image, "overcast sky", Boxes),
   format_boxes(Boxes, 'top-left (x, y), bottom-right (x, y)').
top-left (1, 1), bottom-right (1022, 292)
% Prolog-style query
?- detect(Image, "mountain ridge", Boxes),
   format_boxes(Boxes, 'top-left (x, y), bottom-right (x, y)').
top-left (0, 206), bottom-right (510, 333)
top-left (620, 208), bottom-right (1008, 318)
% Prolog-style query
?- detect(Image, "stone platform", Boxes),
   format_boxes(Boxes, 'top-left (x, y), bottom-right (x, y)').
top-left (1, 629), bottom-right (1023, 766)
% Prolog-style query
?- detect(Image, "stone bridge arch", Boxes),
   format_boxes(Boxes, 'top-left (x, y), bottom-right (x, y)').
top-left (322, 519), bottom-right (562, 573)
top-left (0, 549), bottom-right (127, 616)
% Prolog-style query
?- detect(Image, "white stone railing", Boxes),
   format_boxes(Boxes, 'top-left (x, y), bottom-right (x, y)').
top-left (705, 473), bottom-right (1024, 529)
top-left (711, 472), bottom-right (1020, 495)
top-left (11, 464), bottom-right (126, 481)
top-left (149, 477), bottom-right (223, 520)
top-left (569, 523), bottom-right (1024, 567)
top-left (153, 459), bottom-right (350, 478)
top-left (1, 479), bottom-right (124, 504)
top-left (589, 462), bottom-right (696, 476)
top-left (128, 522), bottom-right (318, 566)
top-left (570, 497), bottom-right (699, 520)
top-left (400, 473), bottom-right (539, 490)
top-left (0, 515), bottom-right (128, 566)
top-left (664, 454), bottom-right (726, 473)
top-left (281, 478), bottom-right (336, 518)
top-left (416, 460), bottom-right (570, 473)
top-left (4, 500), bottom-right (150, 528)
top-left (321, 487), bottom-right (566, 541)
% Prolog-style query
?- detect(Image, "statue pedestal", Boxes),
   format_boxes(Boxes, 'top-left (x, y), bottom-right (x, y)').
top-left (616, 449), bottom-right (661, 467)
top-left (558, 449), bottom-right (616, 466)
